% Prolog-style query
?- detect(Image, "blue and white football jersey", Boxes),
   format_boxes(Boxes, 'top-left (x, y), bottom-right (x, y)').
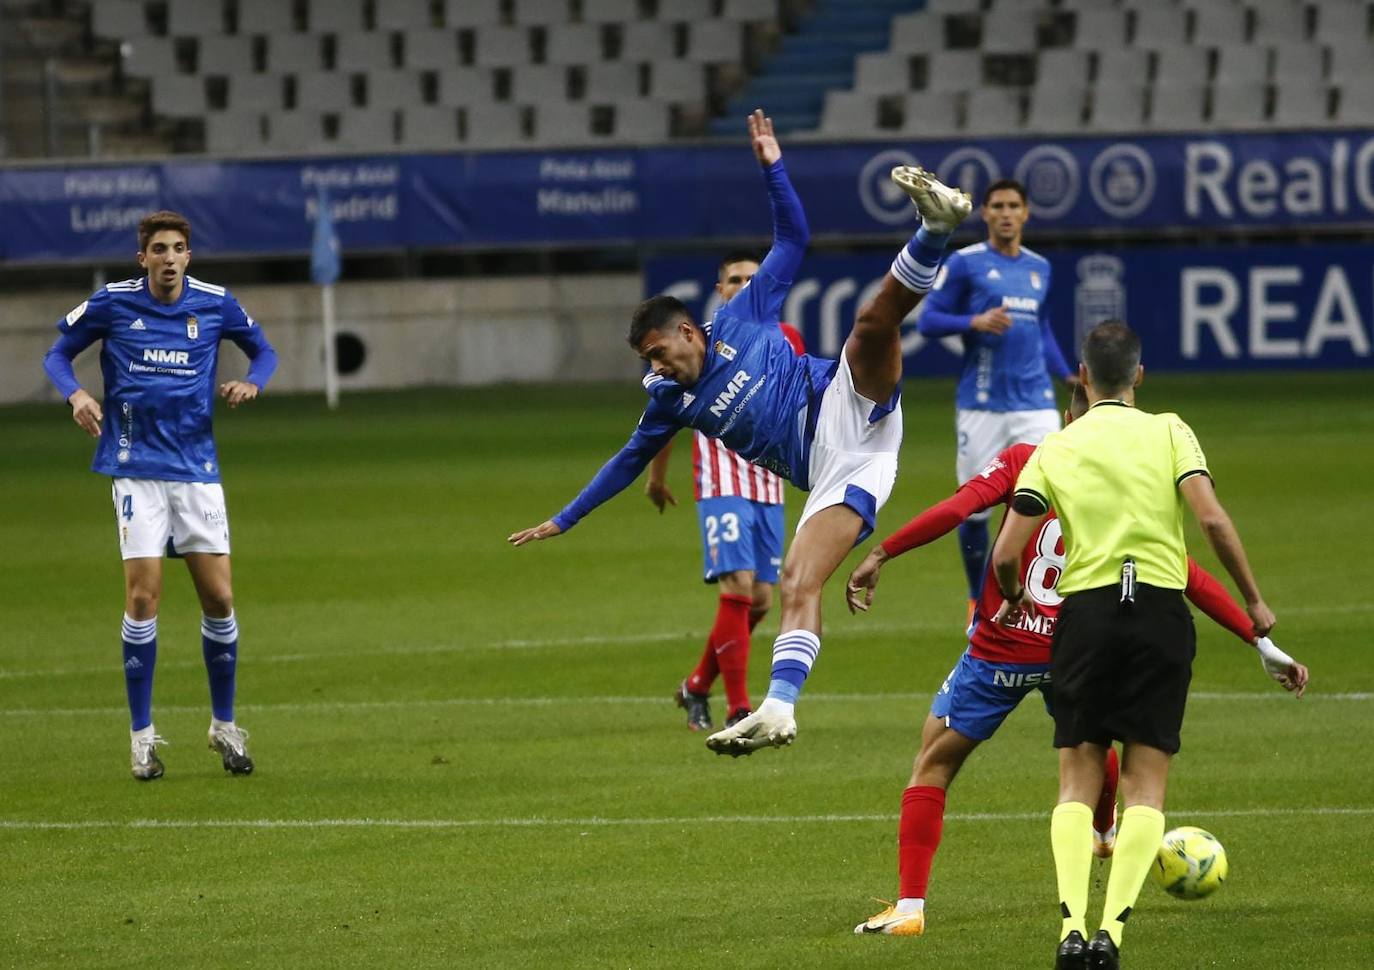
top-left (43, 275), bottom-right (277, 483)
top-left (919, 242), bottom-right (1070, 412)
top-left (553, 161), bottom-right (832, 532)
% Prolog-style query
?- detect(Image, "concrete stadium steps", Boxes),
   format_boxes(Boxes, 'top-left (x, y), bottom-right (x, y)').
top-left (709, 0), bottom-right (924, 136)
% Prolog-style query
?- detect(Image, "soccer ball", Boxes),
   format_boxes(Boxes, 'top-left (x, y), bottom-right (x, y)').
top-left (1151, 826), bottom-right (1228, 900)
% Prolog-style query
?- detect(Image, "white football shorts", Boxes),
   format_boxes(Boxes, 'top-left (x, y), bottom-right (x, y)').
top-left (956, 407), bottom-right (1060, 485)
top-left (797, 349), bottom-right (902, 543)
top-left (111, 478), bottom-right (231, 560)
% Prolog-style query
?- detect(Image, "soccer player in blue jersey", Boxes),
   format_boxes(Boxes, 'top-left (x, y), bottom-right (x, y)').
top-left (510, 110), bottom-right (973, 755)
top-left (42, 210), bottom-right (278, 781)
top-left (917, 179), bottom-right (1076, 620)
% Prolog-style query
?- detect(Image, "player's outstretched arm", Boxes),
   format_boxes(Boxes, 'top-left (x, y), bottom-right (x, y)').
top-left (1255, 636), bottom-right (1309, 697)
top-left (644, 437), bottom-right (677, 513)
top-left (508, 520), bottom-right (563, 546)
top-left (747, 107), bottom-right (780, 167)
top-left (1183, 557), bottom-right (1306, 696)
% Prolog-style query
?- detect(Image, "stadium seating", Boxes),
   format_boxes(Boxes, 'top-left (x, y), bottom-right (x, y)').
top-left (2, 0), bottom-right (1372, 158)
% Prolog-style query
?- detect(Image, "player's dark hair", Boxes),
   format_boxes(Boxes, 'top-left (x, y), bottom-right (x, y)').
top-left (718, 249), bottom-right (762, 277)
top-left (1081, 320), bottom-right (1141, 395)
top-left (138, 210), bottom-right (192, 251)
top-left (628, 295), bottom-right (694, 348)
top-left (982, 179), bottom-right (1027, 206)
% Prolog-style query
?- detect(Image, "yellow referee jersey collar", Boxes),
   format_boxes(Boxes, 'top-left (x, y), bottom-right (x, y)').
top-left (1088, 399), bottom-right (1132, 409)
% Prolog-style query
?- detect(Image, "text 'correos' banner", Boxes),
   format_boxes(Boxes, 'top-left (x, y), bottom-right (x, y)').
top-left (644, 244), bottom-right (1373, 374)
top-left (3, 130), bottom-right (1374, 262)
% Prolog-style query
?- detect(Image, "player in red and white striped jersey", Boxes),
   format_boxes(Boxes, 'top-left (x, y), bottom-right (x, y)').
top-left (647, 250), bottom-right (805, 732)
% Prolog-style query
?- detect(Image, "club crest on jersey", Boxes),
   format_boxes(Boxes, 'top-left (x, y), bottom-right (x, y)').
top-left (186, 315), bottom-right (198, 339)
top-left (65, 301), bottom-right (88, 326)
top-left (713, 340), bottom-right (736, 361)
top-left (1030, 271), bottom-right (1042, 290)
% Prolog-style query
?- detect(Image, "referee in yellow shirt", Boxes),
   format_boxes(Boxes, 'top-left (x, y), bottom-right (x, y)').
top-left (989, 321), bottom-right (1304, 970)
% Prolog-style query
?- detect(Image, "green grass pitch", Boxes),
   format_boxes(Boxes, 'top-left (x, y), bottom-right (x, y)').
top-left (2, 371), bottom-right (1371, 969)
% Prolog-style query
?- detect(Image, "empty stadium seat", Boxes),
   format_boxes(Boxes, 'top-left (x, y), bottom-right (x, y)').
top-left (1073, 8), bottom-right (1129, 49)
top-left (1210, 80), bottom-right (1268, 127)
top-left (1326, 40), bottom-right (1374, 85)
top-left (1250, 0), bottom-right (1310, 45)
top-left (1214, 44), bottom-right (1269, 83)
top-left (613, 100), bottom-right (671, 140)
top-left (889, 11), bottom-right (950, 53)
top-left (963, 86), bottom-right (1023, 132)
top-left (169, 0), bottom-right (224, 37)
top-left (264, 34), bottom-right (323, 74)
top-left (442, 0), bottom-right (502, 28)
top-left (1027, 84), bottom-right (1086, 131)
top-left (855, 51), bottom-right (911, 93)
top-left (436, 67), bottom-right (495, 105)
top-left (93, 0), bottom-right (144, 39)
top-left (197, 35), bottom-right (253, 76)
top-left (924, 51), bottom-right (982, 92)
top-left (512, 64), bottom-right (571, 103)
top-left (817, 89), bottom-right (880, 136)
top-left (122, 38), bottom-right (180, 78)
top-left (682, 20), bottom-right (743, 63)
top-left (1334, 83), bottom-right (1374, 123)
top-left (1131, 6), bottom-right (1188, 47)
top-left (334, 32), bottom-right (395, 72)
top-left (312, 0), bottom-right (368, 34)
top-left (622, 22), bottom-right (677, 61)
top-left (461, 103), bottom-right (527, 146)
top-left (545, 24), bottom-right (604, 64)
top-left (662, 0), bottom-right (715, 21)
top-left (336, 109), bottom-right (398, 149)
top-left (1270, 78), bottom-right (1331, 126)
top-left (367, 70), bottom-right (426, 109)
top-left (1086, 80), bottom-right (1147, 130)
top-left (1148, 81), bottom-right (1207, 129)
top-left (375, 0), bottom-right (433, 31)
top-left (1037, 48), bottom-right (1092, 87)
top-left (1188, 4), bottom-right (1248, 46)
top-left (472, 26), bottom-right (532, 67)
top-left (643, 60), bottom-right (705, 101)
top-left (899, 91), bottom-right (960, 136)
top-left (226, 73), bottom-right (285, 112)
top-left (238, 0), bottom-right (294, 35)
top-left (722, 0), bottom-right (778, 21)
top-left (1152, 46), bottom-right (1211, 85)
top-left (1270, 42), bottom-right (1324, 83)
top-left (398, 105), bottom-right (460, 148)
top-left (1093, 46), bottom-right (1149, 86)
top-left (265, 111), bottom-right (325, 152)
top-left (512, 0), bottom-right (573, 26)
top-left (582, 0), bottom-right (640, 23)
top-left (1313, 1), bottom-right (1372, 45)
top-left (205, 112), bottom-right (265, 153)
top-left (153, 79), bottom-right (206, 118)
top-left (582, 62), bottom-right (641, 101)
top-left (295, 72), bottom-right (354, 112)
top-left (404, 29), bottom-right (461, 69)
top-left (981, 8), bottom-right (1040, 55)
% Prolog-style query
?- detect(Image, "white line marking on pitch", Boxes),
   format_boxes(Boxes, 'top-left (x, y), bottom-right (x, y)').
top-left (0, 806), bottom-right (1368, 832)
top-left (0, 690), bottom-right (1364, 719)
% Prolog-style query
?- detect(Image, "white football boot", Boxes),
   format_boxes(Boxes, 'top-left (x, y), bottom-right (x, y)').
top-left (130, 731), bottom-right (167, 781)
top-left (889, 165), bottom-right (973, 234)
top-left (208, 722), bottom-right (254, 775)
top-left (705, 696), bottom-right (796, 756)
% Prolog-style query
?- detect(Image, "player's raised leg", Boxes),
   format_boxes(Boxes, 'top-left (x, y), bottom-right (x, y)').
top-left (123, 556), bottom-right (166, 781)
top-left (1094, 745), bottom-right (1121, 858)
top-left (186, 552), bottom-right (254, 774)
top-left (844, 167), bottom-right (971, 405)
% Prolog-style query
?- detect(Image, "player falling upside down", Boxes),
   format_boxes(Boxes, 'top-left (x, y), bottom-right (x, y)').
top-left (646, 251), bottom-right (806, 733)
top-left (41, 209), bottom-right (276, 780)
top-left (509, 109), bottom-right (973, 755)
top-left (845, 384), bottom-right (1308, 937)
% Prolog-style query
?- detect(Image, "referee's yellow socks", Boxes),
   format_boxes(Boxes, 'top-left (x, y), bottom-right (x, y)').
top-left (1101, 805), bottom-right (1166, 946)
top-left (1050, 801), bottom-right (1094, 940)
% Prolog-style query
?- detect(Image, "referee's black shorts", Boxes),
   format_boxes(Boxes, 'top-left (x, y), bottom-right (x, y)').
top-left (1050, 583), bottom-right (1196, 754)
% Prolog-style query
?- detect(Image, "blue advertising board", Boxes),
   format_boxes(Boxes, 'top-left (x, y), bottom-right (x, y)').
top-left (645, 244), bottom-right (1373, 374)
top-left (3, 130), bottom-right (1374, 262)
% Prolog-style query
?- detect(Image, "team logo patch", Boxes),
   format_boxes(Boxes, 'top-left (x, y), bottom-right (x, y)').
top-left (130, 318), bottom-right (146, 330)
top-left (186, 315), bottom-right (199, 339)
top-left (1030, 271), bottom-right (1042, 290)
top-left (986, 268), bottom-right (1002, 280)
top-left (65, 301), bottom-right (88, 326)
top-left (713, 340), bottom-right (736, 361)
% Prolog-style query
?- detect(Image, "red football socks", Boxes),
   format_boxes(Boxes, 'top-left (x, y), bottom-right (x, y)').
top-left (712, 593), bottom-right (753, 715)
top-left (899, 785), bottom-right (947, 900)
